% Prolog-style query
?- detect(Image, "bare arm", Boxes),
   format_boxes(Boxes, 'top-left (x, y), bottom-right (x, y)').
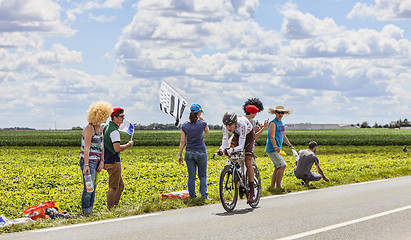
top-left (315, 164), bottom-right (329, 182)
top-left (97, 140), bottom-right (105, 172)
top-left (113, 141), bottom-right (134, 153)
top-left (283, 134), bottom-right (295, 150)
top-left (199, 116), bottom-right (209, 135)
top-left (178, 130), bottom-right (186, 165)
top-left (82, 125), bottom-right (93, 175)
top-left (254, 119), bottom-right (268, 139)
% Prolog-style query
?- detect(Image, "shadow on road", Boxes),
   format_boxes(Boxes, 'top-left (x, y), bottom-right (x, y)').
top-left (215, 207), bottom-right (257, 216)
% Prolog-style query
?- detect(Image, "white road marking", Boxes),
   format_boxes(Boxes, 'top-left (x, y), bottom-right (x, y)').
top-left (263, 179), bottom-right (388, 200)
top-left (32, 212), bottom-right (160, 233)
top-left (348, 179), bottom-right (387, 186)
top-left (276, 205), bottom-right (411, 240)
top-left (262, 191), bottom-right (306, 200)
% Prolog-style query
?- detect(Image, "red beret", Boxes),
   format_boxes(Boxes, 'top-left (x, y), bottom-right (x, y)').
top-left (245, 105), bottom-right (259, 114)
top-left (111, 107), bottom-right (124, 118)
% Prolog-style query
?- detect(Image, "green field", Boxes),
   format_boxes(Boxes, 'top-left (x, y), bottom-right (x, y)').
top-left (1, 128), bottom-right (411, 146)
top-left (0, 129), bottom-right (410, 233)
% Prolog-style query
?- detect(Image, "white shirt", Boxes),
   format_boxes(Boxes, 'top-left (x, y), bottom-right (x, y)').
top-left (220, 116), bottom-right (253, 153)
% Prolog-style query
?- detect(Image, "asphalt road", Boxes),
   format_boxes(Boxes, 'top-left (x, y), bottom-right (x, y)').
top-left (3, 176), bottom-right (411, 240)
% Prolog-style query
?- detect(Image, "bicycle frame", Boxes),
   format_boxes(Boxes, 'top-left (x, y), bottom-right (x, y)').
top-left (228, 151), bottom-right (247, 191)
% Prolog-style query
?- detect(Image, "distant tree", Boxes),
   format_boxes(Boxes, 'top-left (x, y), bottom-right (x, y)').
top-left (361, 122), bottom-right (370, 128)
top-left (404, 118), bottom-right (409, 126)
top-left (208, 124), bottom-right (222, 130)
top-left (1, 127), bottom-right (35, 130)
top-left (72, 126), bottom-right (82, 130)
top-left (373, 122), bottom-right (379, 128)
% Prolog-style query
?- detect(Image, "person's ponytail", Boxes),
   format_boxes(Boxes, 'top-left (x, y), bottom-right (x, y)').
top-left (189, 111), bottom-right (198, 124)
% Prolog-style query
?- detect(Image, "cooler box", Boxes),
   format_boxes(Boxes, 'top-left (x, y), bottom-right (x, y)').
top-left (161, 190), bottom-right (189, 201)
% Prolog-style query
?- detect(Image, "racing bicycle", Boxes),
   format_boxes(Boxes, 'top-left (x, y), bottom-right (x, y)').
top-left (214, 150), bottom-right (261, 212)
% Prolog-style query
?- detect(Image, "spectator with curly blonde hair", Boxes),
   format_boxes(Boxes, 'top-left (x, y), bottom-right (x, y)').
top-left (80, 100), bottom-right (112, 216)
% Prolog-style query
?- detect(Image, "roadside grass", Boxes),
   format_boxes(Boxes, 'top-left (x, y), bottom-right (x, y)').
top-left (1, 145), bottom-right (410, 234)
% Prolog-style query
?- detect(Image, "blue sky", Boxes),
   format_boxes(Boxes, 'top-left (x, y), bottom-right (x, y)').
top-left (1, 0), bottom-right (411, 129)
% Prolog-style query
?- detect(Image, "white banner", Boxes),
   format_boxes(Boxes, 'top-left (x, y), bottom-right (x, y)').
top-left (159, 80), bottom-right (188, 126)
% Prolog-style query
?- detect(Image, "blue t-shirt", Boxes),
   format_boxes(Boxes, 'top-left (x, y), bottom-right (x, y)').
top-left (265, 118), bottom-right (285, 152)
top-left (181, 120), bottom-right (207, 153)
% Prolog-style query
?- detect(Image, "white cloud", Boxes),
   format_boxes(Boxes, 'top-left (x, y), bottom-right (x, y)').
top-left (283, 23), bottom-right (408, 58)
top-left (281, 3), bottom-right (344, 39)
top-left (88, 13), bottom-right (115, 22)
top-left (0, 32), bottom-right (43, 48)
top-left (348, 0), bottom-right (411, 20)
top-left (112, 2), bottom-right (411, 126)
top-left (115, 0), bottom-right (281, 80)
top-left (0, 0), bottom-right (75, 36)
top-left (103, 0), bottom-right (126, 9)
top-left (65, 0), bottom-right (126, 24)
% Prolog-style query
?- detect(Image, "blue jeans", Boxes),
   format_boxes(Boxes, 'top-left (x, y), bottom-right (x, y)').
top-left (185, 151), bottom-right (208, 198)
top-left (79, 161), bottom-right (98, 214)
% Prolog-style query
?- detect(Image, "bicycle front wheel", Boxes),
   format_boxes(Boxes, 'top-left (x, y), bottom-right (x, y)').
top-left (219, 165), bottom-right (238, 212)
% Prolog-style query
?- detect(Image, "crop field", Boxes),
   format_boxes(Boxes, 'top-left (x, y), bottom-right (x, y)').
top-left (1, 128), bottom-right (411, 146)
top-left (0, 129), bottom-right (410, 233)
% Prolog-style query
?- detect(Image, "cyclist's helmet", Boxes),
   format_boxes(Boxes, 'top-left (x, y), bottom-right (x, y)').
top-left (222, 112), bottom-right (237, 125)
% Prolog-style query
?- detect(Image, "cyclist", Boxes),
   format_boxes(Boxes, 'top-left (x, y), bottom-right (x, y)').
top-left (218, 112), bottom-right (256, 203)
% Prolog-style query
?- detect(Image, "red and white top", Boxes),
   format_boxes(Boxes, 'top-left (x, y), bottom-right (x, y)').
top-left (219, 116), bottom-right (253, 154)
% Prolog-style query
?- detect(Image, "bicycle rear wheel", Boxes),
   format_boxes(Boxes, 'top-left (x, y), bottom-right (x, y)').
top-left (219, 165), bottom-right (238, 212)
top-left (246, 164), bottom-right (261, 208)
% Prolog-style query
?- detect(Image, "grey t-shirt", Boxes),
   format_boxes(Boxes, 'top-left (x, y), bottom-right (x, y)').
top-left (294, 149), bottom-right (319, 178)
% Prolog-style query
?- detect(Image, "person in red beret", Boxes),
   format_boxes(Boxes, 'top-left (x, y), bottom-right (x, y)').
top-left (103, 107), bottom-right (134, 209)
top-left (243, 98), bottom-right (268, 140)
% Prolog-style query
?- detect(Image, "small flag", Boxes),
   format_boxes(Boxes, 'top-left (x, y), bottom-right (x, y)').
top-left (159, 80), bottom-right (187, 126)
top-left (119, 119), bottom-right (136, 135)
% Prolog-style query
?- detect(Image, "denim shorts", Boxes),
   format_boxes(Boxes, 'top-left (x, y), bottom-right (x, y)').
top-left (266, 151), bottom-right (286, 169)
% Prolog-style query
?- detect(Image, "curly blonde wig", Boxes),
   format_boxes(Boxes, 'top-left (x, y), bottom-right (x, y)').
top-left (87, 101), bottom-right (113, 125)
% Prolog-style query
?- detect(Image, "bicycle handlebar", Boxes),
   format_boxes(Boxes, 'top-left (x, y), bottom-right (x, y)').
top-left (212, 149), bottom-right (244, 160)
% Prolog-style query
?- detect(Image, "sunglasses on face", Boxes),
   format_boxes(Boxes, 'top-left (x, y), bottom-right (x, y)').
top-left (117, 115), bottom-right (125, 118)
top-left (276, 111), bottom-right (284, 114)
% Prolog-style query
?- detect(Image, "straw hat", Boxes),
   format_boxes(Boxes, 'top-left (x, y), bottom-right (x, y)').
top-left (269, 105), bottom-right (292, 114)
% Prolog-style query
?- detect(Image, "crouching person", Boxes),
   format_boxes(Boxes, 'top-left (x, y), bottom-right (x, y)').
top-left (294, 141), bottom-right (329, 185)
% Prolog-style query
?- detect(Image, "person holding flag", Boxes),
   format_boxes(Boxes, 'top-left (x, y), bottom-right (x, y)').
top-left (103, 107), bottom-right (134, 209)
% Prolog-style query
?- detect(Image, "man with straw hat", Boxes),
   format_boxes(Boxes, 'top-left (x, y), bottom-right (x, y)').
top-left (265, 105), bottom-right (295, 191)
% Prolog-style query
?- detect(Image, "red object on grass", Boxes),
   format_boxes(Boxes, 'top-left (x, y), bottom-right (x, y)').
top-left (161, 190), bottom-right (190, 201)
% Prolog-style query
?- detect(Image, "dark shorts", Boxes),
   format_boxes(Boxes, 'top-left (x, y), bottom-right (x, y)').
top-left (231, 131), bottom-right (255, 156)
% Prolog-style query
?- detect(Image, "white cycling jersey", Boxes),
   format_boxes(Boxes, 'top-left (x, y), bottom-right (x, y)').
top-left (220, 116), bottom-right (253, 153)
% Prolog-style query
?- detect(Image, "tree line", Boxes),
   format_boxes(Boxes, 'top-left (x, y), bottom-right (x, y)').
top-left (134, 123), bottom-right (223, 130)
top-left (360, 118), bottom-right (410, 128)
